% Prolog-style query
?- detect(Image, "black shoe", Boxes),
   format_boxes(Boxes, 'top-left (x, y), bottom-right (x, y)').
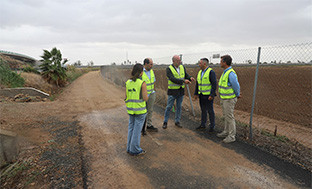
top-left (142, 130), bottom-right (147, 136)
top-left (162, 122), bottom-right (167, 129)
top-left (208, 124), bottom-right (215, 132)
top-left (147, 125), bottom-right (158, 132)
top-left (175, 122), bottom-right (182, 128)
top-left (196, 125), bottom-right (206, 130)
top-left (208, 128), bottom-right (215, 133)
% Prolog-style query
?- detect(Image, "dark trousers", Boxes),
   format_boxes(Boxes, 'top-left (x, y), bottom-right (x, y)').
top-left (199, 94), bottom-right (215, 128)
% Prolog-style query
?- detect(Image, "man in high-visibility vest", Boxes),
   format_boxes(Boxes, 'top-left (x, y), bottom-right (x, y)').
top-left (194, 58), bottom-right (217, 132)
top-left (162, 55), bottom-right (195, 129)
top-left (141, 58), bottom-right (158, 135)
top-left (217, 55), bottom-right (241, 143)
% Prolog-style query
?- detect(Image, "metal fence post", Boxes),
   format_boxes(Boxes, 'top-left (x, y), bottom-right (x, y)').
top-left (249, 47), bottom-right (261, 140)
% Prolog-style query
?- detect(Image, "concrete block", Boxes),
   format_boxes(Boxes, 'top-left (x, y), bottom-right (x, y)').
top-left (0, 87), bottom-right (49, 98)
top-left (0, 130), bottom-right (19, 167)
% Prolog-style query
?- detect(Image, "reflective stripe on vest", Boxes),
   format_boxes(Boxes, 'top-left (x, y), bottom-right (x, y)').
top-left (197, 67), bottom-right (212, 95)
top-left (168, 65), bottom-right (185, 89)
top-left (218, 68), bottom-right (237, 99)
top-left (125, 79), bottom-right (147, 114)
top-left (142, 69), bottom-right (155, 94)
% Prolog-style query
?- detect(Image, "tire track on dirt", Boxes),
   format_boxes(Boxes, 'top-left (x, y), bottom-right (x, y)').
top-left (74, 71), bottom-right (305, 188)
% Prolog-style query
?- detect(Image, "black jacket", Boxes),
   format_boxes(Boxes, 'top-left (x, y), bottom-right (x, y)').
top-left (166, 64), bottom-right (192, 96)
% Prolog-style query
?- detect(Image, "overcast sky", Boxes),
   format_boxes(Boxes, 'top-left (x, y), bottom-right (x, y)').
top-left (1, 0), bottom-right (311, 65)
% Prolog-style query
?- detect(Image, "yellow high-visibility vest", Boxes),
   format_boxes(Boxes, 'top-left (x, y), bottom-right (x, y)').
top-left (218, 68), bottom-right (237, 99)
top-left (168, 65), bottom-right (185, 89)
top-left (142, 69), bottom-right (155, 94)
top-left (197, 67), bottom-right (212, 95)
top-left (125, 79), bottom-right (147, 115)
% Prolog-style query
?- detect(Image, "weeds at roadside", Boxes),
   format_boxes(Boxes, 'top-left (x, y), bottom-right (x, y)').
top-left (260, 130), bottom-right (290, 143)
top-left (49, 89), bottom-right (63, 101)
top-left (0, 59), bottom-right (25, 88)
top-left (23, 66), bottom-right (40, 74)
top-left (233, 120), bottom-right (311, 171)
top-left (0, 159), bottom-right (33, 188)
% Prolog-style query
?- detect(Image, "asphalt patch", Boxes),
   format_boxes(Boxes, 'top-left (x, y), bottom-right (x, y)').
top-left (153, 105), bottom-right (311, 188)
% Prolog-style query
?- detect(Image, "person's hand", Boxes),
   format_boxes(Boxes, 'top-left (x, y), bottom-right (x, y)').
top-left (237, 93), bottom-right (242, 99)
top-left (208, 96), bottom-right (213, 101)
top-left (194, 95), bottom-right (198, 100)
top-left (190, 77), bottom-right (195, 82)
top-left (184, 79), bottom-right (191, 84)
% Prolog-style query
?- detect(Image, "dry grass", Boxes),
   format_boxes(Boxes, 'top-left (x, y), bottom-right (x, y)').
top-left (0, 54), bottom-right (28, 69)
top-left (20, 73), bottom-right (55, 95)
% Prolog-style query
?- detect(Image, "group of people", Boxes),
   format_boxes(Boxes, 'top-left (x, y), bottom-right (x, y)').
top-left (125, 55), bottom-right (241, 156)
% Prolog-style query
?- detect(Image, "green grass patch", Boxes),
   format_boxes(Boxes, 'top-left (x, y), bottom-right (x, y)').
top-left (0, 59), bottom-right (25, 88)
top-left (66, 70), bottom-right (84, 82)
top-left (261, 130), bottom-right (290, 143)
top-left (1, 160), bottom-right (32, 180)
top-left (66, 66), bottom-right (99, 83)
top-left (49, 89), bottom-right (63, 101)
top-left (23, 66), bottom-right (40, 74)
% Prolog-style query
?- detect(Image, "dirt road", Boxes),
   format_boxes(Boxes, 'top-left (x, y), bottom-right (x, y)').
top-left (73, 71), bottom-right (308, 188)
top-left (1, 71), bottom-right (310, 188)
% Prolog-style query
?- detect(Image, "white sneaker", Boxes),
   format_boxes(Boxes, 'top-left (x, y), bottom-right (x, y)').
top-left (217, 131), bottom-right (228, 138)
top-left (223, 136), bottom-right (236, 143)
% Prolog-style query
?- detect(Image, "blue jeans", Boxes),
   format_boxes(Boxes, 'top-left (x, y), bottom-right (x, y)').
top-left (127, 113), bottom-right (146, 155)
top-left (163, 95), bottom-right (184, 123)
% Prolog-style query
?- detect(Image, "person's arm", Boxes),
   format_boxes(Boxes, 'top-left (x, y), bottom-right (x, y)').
top-left (124, 82), bottom-right (127, 101)
top-left (166, 67), bottom-right (184, 85)
top-left (184, 66), bottom-right (195, 82)
top-left (209, 70), bottom-right (217, 98)
top-left (194, 80), bottom-right (199, 100)
top-left (194, 80), bottom-right (199, 95)
top-left (228, 72), bottom-right (240, 97)
top-left (153, 72), bottom-right (156, 92)
top-left (141, 82), bottom-right (148, 101)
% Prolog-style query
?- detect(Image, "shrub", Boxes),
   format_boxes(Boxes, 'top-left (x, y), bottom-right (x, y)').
top-left (0, 59), bottom-right (25, 88)
top-left (23, 66), bottom-right (40, 74)
top-left (39, 47), bottom-right (68, 87)
top-left (66, 66), bottom-right (90, 83)
top-left (66, 69), bottom-right (84, 82)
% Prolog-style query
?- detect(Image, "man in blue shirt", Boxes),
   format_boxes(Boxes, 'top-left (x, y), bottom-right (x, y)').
top-left (217, 55), bottom-right (241, 143)
top-left (141, 58), bottom-right (158, 135)
top-left (194, 58), bottom-right (217, 132)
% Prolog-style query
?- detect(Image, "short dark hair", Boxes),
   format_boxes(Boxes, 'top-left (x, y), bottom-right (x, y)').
top-left (221, 55), bottom-right (232, 66)
top-left (143, 58), bottom-right (150, 65)
top-left (200, 58), bottom-right (209, 64)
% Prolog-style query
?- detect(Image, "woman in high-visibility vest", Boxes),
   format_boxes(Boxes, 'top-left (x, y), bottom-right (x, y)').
top-left (125, 63), bottom-right (148, 156)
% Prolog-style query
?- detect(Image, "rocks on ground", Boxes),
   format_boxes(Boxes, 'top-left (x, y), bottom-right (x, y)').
top-left (0, 94), bottom-right (48, 103)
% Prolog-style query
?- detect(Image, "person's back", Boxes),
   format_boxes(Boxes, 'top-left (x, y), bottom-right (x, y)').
top-left (126, 63), bottom-right (148, 156)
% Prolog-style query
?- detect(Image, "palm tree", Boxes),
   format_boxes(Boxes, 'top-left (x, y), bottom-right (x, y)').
top-left (40, 47), bottom-right (68, 86)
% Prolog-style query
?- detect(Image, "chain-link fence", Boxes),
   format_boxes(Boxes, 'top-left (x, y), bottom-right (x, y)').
top-left (153, 42), bottom-right (312, 149)
top-left (101, 43), bottom-right (312, 160)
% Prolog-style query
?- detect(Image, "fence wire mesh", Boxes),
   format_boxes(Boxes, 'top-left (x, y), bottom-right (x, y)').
top-left (101, 43), bottom-right (312, 150)
top-left (254, 43), bottom-right (312, 149)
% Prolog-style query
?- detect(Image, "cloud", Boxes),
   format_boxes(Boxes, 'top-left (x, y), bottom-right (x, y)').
top-left (0, 0), bottom-right (311, 64)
